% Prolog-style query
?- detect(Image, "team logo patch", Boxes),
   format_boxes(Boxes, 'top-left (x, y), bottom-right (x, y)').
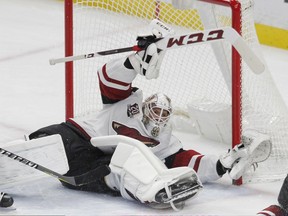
top-left (112, 121), bottom-right (160, 147)
top-left (127, 103), bottom-right (140, 117)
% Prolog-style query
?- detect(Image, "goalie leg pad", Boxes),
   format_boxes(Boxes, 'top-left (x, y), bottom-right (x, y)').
top-left (0, 135), bottom-right (68, 185)
top-left (104, 138), bottom-right (202, 210)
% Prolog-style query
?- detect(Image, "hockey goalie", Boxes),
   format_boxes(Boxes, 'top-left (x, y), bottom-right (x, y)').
top-left (3, 21), bottom-right (271, 211)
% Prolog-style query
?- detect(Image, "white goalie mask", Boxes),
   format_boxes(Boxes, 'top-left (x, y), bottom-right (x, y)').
top-left (142, 93), bottom-right (173, 137)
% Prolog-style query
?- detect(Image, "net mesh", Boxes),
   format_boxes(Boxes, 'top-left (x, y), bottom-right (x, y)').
top-left (70, 0), bottom-right (288, 183)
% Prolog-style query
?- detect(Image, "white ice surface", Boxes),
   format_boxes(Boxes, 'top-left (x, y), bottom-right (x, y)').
top-left (0, 0), bottom-right (288, 215)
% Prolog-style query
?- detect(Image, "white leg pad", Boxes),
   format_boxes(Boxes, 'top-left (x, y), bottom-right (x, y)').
top-left (0, 135), bottom-right (68, 186)
top-left (102, 135), bottom-right (202, 209)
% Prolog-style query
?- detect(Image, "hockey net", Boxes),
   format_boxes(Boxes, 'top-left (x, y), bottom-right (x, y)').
top-left (65, 0), bottom-right (288, 183)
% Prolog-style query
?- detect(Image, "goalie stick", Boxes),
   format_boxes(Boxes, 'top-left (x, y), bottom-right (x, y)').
top-left (0, 147), bottom-right (111, 186)
top-left (49, 27), bottom-right (265, 74)
top-left (49, 18), bottom-right (171, 66)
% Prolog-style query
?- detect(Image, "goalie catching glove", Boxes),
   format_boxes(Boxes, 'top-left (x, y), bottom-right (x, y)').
top-left (220, 130), bottom-right (272, 180)
top-left (129, 28), bottom-right (166, 80)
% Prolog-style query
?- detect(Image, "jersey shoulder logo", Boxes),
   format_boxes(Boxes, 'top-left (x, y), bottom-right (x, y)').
top-left (112, 121), bottom-right (160, 147)
top-left (127, 103), bottom-right (140, 118)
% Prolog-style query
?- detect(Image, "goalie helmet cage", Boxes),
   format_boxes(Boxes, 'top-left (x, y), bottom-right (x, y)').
top-left (64, 0), bottom-right (288, 184)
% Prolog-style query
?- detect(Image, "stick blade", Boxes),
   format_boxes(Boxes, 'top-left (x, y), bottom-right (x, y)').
top-left (223, 27), bottom-right (266, 74)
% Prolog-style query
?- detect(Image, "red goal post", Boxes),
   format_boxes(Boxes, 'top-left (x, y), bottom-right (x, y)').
top-left (63, 0), bottom-right (288, 184)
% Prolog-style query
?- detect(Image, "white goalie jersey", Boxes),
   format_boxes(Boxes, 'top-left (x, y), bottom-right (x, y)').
top-left (69, 57), bottom-right (183, 160)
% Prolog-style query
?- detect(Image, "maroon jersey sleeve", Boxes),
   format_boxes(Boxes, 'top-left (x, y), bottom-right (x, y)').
top-left (97, 57), bottom-right (138, 104)
top-left (165, 149), bottom-right (204, 173)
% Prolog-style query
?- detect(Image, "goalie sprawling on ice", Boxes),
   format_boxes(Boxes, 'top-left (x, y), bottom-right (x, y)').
top-left (27, 26), bottom-right (271, 210)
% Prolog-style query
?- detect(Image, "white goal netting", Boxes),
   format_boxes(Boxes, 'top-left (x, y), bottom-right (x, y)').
top-left (68, 0), bottom-right (288, 183)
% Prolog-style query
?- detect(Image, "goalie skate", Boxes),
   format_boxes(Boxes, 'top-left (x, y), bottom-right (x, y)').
top-left (155, 174), bottom-right (203, 209)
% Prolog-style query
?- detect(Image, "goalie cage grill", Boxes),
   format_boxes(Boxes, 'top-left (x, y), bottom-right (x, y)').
top-left (64, 0), bottom-right (288, 184)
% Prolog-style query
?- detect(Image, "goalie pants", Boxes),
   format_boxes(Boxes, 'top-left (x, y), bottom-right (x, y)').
top-left (29, 122), bottom-right (120, 196)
